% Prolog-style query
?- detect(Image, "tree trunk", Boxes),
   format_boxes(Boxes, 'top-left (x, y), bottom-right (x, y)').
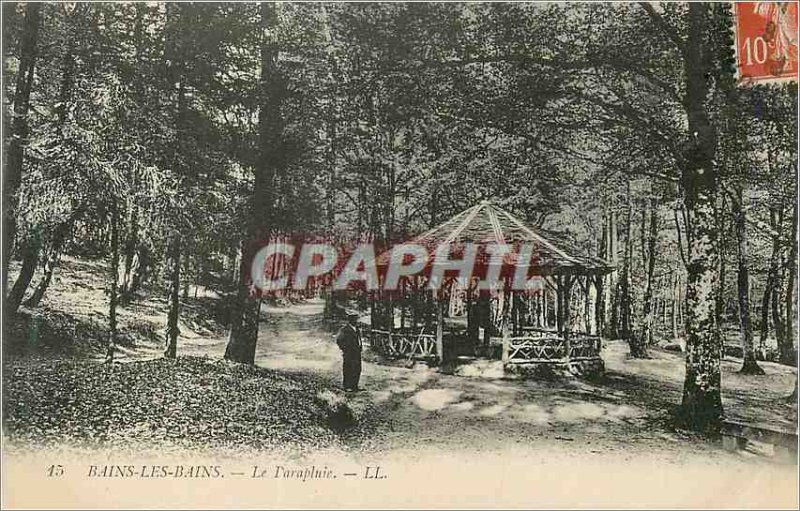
top-left (783, 201), bottom-right (798, 366)
top-left (760, 270), bottom-right (774, 356)
top-left (639, 195), bottom-right (658, 347)
top-left (106, 205), bottom-right (120, 364)
top-left (715, 197), bottom-right (728, 325)
top-left (158, 2), bottom-right (189, 358)
top-left (604, 204), bottom-right (619, 338)
top-left (672, 271), bottom-right (680, 341)
top-left (594, 274), bottom-right (605, 337)
top-left (3, 3), bottom-right (41, 297)
top-left (762, 207), bottom-right (784, 355)
top-left (622, 183), bottom-right (647, 357)
top-left (771, 260), bottom-right (786, 361)
top-left (5, 231), bottom-right (41, 316)
top-left (717, 235), bottom-right (727, 321)
top-left (597, 208), bottom-right (608, 336)
top-left (558, 276), bottom-right (573, 359)
top-left (732, 188), bottom-right (763, 375)
top-left (20, 23), bottom-right (81, 310)
top-left (23, 214), bottom-right (79, 309)
top-left (225, 241), bottom-right (261, 364)
top-left (182, 251), bottom-right (191, 300)
top-left (129, 245), bottom-right (149, 295)
top-left (120, 5), bottom-right (146, 303)
top-left (678, 2), bottom-right (723, 434)
top-left (120, 197), bottom-right (139, 303)
top-left (22, 249), bottom-right (56, 309)
top-left (224, 2), bottom-right (284, 364)
top-left (164, 234), bottom-right (181, 359)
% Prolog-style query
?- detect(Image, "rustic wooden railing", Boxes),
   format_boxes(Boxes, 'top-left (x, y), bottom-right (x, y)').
top-left (367, 326), bottom-right (601, 364)
top-left (569, 334), bottom-right (602, 360)
top-left (367, 328), bottom-right (437, 360)
top-left (505, 335), bottom-right (566, 362)
top-left (501, 333), bottom-right (602, 364)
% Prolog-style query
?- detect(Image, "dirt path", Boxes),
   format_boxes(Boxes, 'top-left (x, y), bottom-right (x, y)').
top-left (176, 299), bottom-right (796, 466)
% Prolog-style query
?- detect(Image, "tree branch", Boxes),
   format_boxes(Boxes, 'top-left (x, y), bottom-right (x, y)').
top-left (639, 2), bottom-right (686, 56)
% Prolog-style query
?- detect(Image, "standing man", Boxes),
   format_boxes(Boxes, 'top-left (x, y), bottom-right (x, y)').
top-left (336, 313), bottom-right (363, 392)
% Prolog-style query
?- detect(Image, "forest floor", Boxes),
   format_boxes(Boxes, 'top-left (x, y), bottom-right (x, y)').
top-left (175, 300), bottom-right (798, 465)
top-left (3, 256), bottom-right (798, 467)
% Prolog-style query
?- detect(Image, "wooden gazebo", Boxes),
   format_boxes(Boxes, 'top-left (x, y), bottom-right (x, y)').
top-left (365, 200), bottom-right (613, 376)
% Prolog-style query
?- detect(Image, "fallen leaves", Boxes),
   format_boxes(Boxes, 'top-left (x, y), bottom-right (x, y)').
top-left (3, 356), bottom-right (343, 452)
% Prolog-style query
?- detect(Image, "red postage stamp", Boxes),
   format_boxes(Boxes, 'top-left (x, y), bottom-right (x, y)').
top-left (734, 2), bottom-right (798, 84)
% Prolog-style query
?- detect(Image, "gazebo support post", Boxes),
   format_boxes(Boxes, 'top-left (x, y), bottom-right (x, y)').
top-left (398, 278), bottom-right (405, 329)
top-left (466, 281), bottom-right (475, 342)
top-left (555, 276), bottom-right (564, 336)
top-left (564, 275), bottom-right (573, 362)
top-left (556, 275), bottom-right (573, 363)
top-left (583, 275), bottom-right (591, 335)
top-left (369, 292), bottom-right (375, 329)
top-left (540, 290), bottom-right (547, 328)
top-left (552, 279), bottom-right (559, 330)
top-left (389, 293), bottom-right (395, 330)
top-left (501, 315), bottom-right (510, 363)
top-left (479, 293), bottom-right (490, 346)
top-left (411, 276), bottom-right (419, 329)
top-left (436, 290), bottom-right (444, 364)
top-left (501, 291), bottom-right (511, 364)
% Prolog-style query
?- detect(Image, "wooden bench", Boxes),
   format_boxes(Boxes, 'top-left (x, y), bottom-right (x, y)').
top-left (721, 419), bottom-right (798, 460)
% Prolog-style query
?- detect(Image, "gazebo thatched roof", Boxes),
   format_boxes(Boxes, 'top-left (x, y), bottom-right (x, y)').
top-left (376, 200), bottom-right (613, 276)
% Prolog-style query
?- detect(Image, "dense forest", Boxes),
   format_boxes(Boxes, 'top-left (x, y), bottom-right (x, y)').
top-left (2, 1), bottom-right (797, 437)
